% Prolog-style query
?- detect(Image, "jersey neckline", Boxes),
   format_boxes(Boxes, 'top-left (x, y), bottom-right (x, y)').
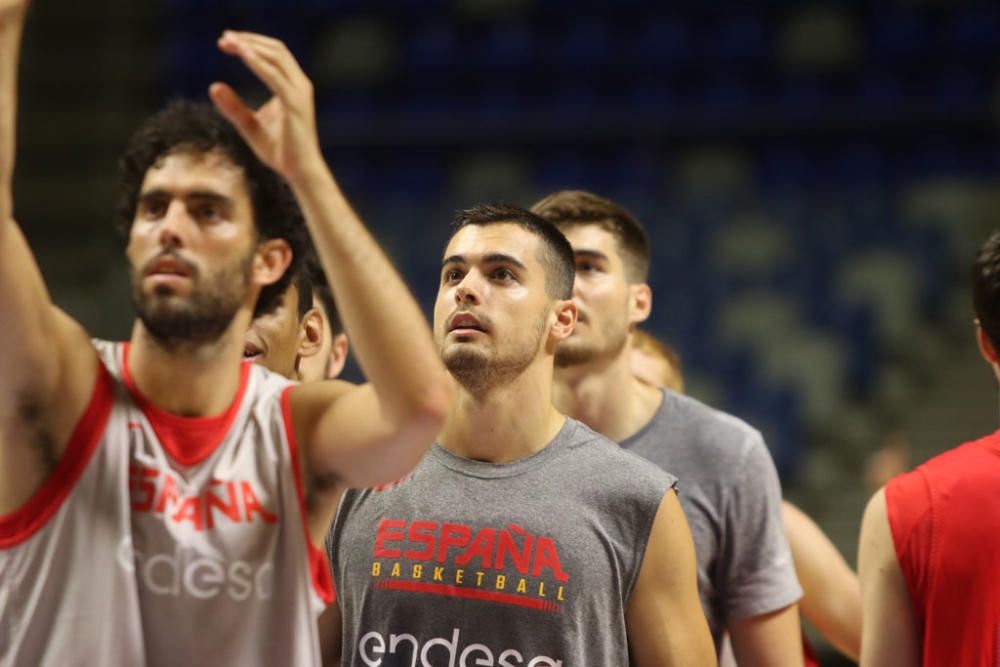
top-left (429, 418), bottom-right (580, 479)
top-left (120, 341), bottom-right (252, 466)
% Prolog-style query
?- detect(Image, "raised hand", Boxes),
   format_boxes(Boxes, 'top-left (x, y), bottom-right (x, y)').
top-left (0, 0), bottom-right (29, 23)
top-left (211, 31), bottom-right (322, 184)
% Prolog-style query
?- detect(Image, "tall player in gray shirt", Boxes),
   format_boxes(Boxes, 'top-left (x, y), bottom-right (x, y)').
top-left (533, 190), bottom-right (804, 666)
top-left (325, 205), bottom-right (716, 666)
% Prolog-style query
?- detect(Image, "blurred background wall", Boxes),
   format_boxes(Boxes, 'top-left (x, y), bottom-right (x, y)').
top-left (13, 0), bottom-right (1000, 660)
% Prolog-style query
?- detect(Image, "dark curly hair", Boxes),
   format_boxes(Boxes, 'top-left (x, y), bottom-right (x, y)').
top-left (116, 99), bottom-right (307, 317)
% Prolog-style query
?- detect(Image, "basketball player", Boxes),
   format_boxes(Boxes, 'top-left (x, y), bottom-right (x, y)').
top-left (631, 329), bottom-right (862, 663)
top-left (302, 261), bottom-right (350, 382)
top-left (245, 254), bottom-right (349, 382)
top-left (858, 230), bottom-right (1000, 666)
top-left (533, 190), bottom-right (803, 665)
top-left (0, 10), bottom-right (449, 666)
top-left (632, 329), bottom-right (684, 392)
top-left (324, 205), bottom-right (716, 665)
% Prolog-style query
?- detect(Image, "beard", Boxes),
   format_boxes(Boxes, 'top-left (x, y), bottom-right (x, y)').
top-left (440, 309), bottom-right (549, 395)
top-left (555, 317), bottom-right (628, 368)
top-left (130, 250), bottom-right (253, 348)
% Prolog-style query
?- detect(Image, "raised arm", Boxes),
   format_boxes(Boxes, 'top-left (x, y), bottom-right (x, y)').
top-left (783, 500), bottom-right (861, 661)
top-left (626, 490), bottom-right (717, 667)
top-left (210, 32), bottom-right (449, 497)
top-left (0, 1), bottom-right (99, 514)
top-left (858, 489), bottom-right (919, 667)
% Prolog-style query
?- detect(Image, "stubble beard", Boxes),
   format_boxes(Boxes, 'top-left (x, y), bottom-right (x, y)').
top-left (130, 253), bottom-right (253, 350)
top-left (442, 311), bottom-right (549, 396)
top-left (554, 319), bottom-right (628, 368)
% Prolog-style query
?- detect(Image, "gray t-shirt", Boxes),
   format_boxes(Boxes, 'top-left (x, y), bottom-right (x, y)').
top-left (328, 418), bottom-right (676, 666)
top-left (621, 389), bottom-right (802, 650)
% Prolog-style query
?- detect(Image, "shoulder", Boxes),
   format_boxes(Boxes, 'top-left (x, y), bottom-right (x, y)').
top-left (635, 390), bottom-right (770, 472)
top-left (564, 419), bottom-right (677, 496)
top-left (914, 430), bottom-right (1000, 484)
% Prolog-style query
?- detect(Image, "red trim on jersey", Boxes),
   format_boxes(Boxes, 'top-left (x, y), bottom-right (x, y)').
top-left (281, 385), bottom-right (336, 605)
top-left (803, 634), bottom-right (820, 667)
top-left (374, 580), bottom-right (563, 613)
top-left (0, 358), bottom-right (115, 548)
top-left (121, 342), bottom-right (251, 466)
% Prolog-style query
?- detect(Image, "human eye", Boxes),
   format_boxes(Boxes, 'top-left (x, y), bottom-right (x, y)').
top-left (140, 197), bottom-right (167, 220)
top-left (492, 267), bottom-right (516, 282)
top-left (195, 202), bottom-right (222, 223)
top-left (443, 267), bottom-right (464, 284)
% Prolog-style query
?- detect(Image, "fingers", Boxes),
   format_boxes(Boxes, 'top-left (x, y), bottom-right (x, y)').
top-left (217, 31), bottom-right (311, 102)
top-left (208, 82), bottom-right (267, 147)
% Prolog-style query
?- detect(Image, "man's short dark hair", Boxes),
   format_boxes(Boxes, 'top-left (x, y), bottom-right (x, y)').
top-left (293, 259), bottom-right (314, 321)
top-left (530, 190), bottom-right (651, 283)
top-left (116, 99), bottom-right (308, 317)
top-left (973, 230), bottom-right (1000, 353)
top-left (305, 256), bottom-right (343, 336)
top-left (451, 204), bottom-right (575, 299)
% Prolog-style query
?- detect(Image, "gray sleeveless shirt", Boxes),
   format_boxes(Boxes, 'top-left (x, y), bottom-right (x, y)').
top-left (0, 341), bottom-right (332, 667)
top-left (328, 418), bottom-right (675, 667)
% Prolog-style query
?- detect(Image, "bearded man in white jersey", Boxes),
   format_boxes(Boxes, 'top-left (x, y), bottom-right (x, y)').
top-left (0, 5), bottom-right (449, 666)
top-left (323, 204), bottom-right (716, 666)
top-left (532, 190), bottom-right (804, 666)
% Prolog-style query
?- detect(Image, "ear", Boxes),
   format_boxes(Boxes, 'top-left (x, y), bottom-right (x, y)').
top-left (296, 308), bottom-right (325, 359)
top-left (977, 322), bottom-right (999, 365)
top-left (253, 238), bottom-right (293, 288)
top-left (326, 333), bottom-right (350, 379)
top-left (550, 298), bottom-right (578, 345)
top-left (629, 283), bottom-right (652, 327)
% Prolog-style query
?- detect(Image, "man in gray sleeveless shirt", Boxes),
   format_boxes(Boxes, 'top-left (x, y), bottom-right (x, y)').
top-left (326, 205), bottom-right (716, 665)
top-left (533, 191), bottom-right (804, 665)
top-left (0, 8), bottom-right (449, 665)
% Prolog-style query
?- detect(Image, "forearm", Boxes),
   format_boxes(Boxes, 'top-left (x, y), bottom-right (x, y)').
top-left (288, 157), bottom-right (449, 419)
top-left (728, 604), bottom-right (804, 667)
top-left (0, 5), bottom-right (28, 222)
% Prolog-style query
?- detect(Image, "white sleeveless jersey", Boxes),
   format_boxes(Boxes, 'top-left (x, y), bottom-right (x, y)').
top-left (0, 341), bottom-right (332, 667)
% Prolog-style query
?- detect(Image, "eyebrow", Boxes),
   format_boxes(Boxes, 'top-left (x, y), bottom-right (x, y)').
top-left (441, 253), bottom-right (528, 271)
top-left (573, 249), bottom-right (610, 262)
top-left (138, 189), bottom-right (234, 207)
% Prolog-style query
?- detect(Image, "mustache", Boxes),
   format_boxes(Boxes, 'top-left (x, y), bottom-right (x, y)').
top-left (141, 249), bottom-right (199, 279)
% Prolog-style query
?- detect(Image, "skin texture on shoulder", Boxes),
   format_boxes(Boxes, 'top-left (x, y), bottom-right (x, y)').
top-left (859, 238), bottom-right (1000, 665)
top-left (858, 488), bottom-right (919, 666)
top-left (626, 490), bottom-right (717, 665)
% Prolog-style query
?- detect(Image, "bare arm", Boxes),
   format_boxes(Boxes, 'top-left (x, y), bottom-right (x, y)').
top-left (318, 599), bottom-right (343, 667)
top-left (858, 489), bottom-right (919, 667)
top-left (0, 0), bottom-right (98, 514)
top-left (782, 501), bottom-right (861, 661)
top-left (626, 490), bottom-right (716, 667)
top-left (728, 603), bottom-right (803, 667)
top-left (210, 32), bottom-right (449, 500)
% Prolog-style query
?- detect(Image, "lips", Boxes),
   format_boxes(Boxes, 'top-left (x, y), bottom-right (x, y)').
top-left (243, 340), bottom-right (263, 360)
top-left (144, 253), bottom-right (194, 279)
top-left (448, 311), bottom-right (487, 334)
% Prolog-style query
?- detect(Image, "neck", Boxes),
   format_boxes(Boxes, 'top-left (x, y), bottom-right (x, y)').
top-left (553, 348), bottom-right (662, 442)
top-left (127, 314), bottom-right (250, 417)
top-left (439, 361), bottom-right (566, 464)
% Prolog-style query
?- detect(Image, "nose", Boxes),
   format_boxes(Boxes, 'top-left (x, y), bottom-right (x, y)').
top-left (454, 275), bottom-right (482, 306)
top-left (158, 200), bottom-right (190, 248)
